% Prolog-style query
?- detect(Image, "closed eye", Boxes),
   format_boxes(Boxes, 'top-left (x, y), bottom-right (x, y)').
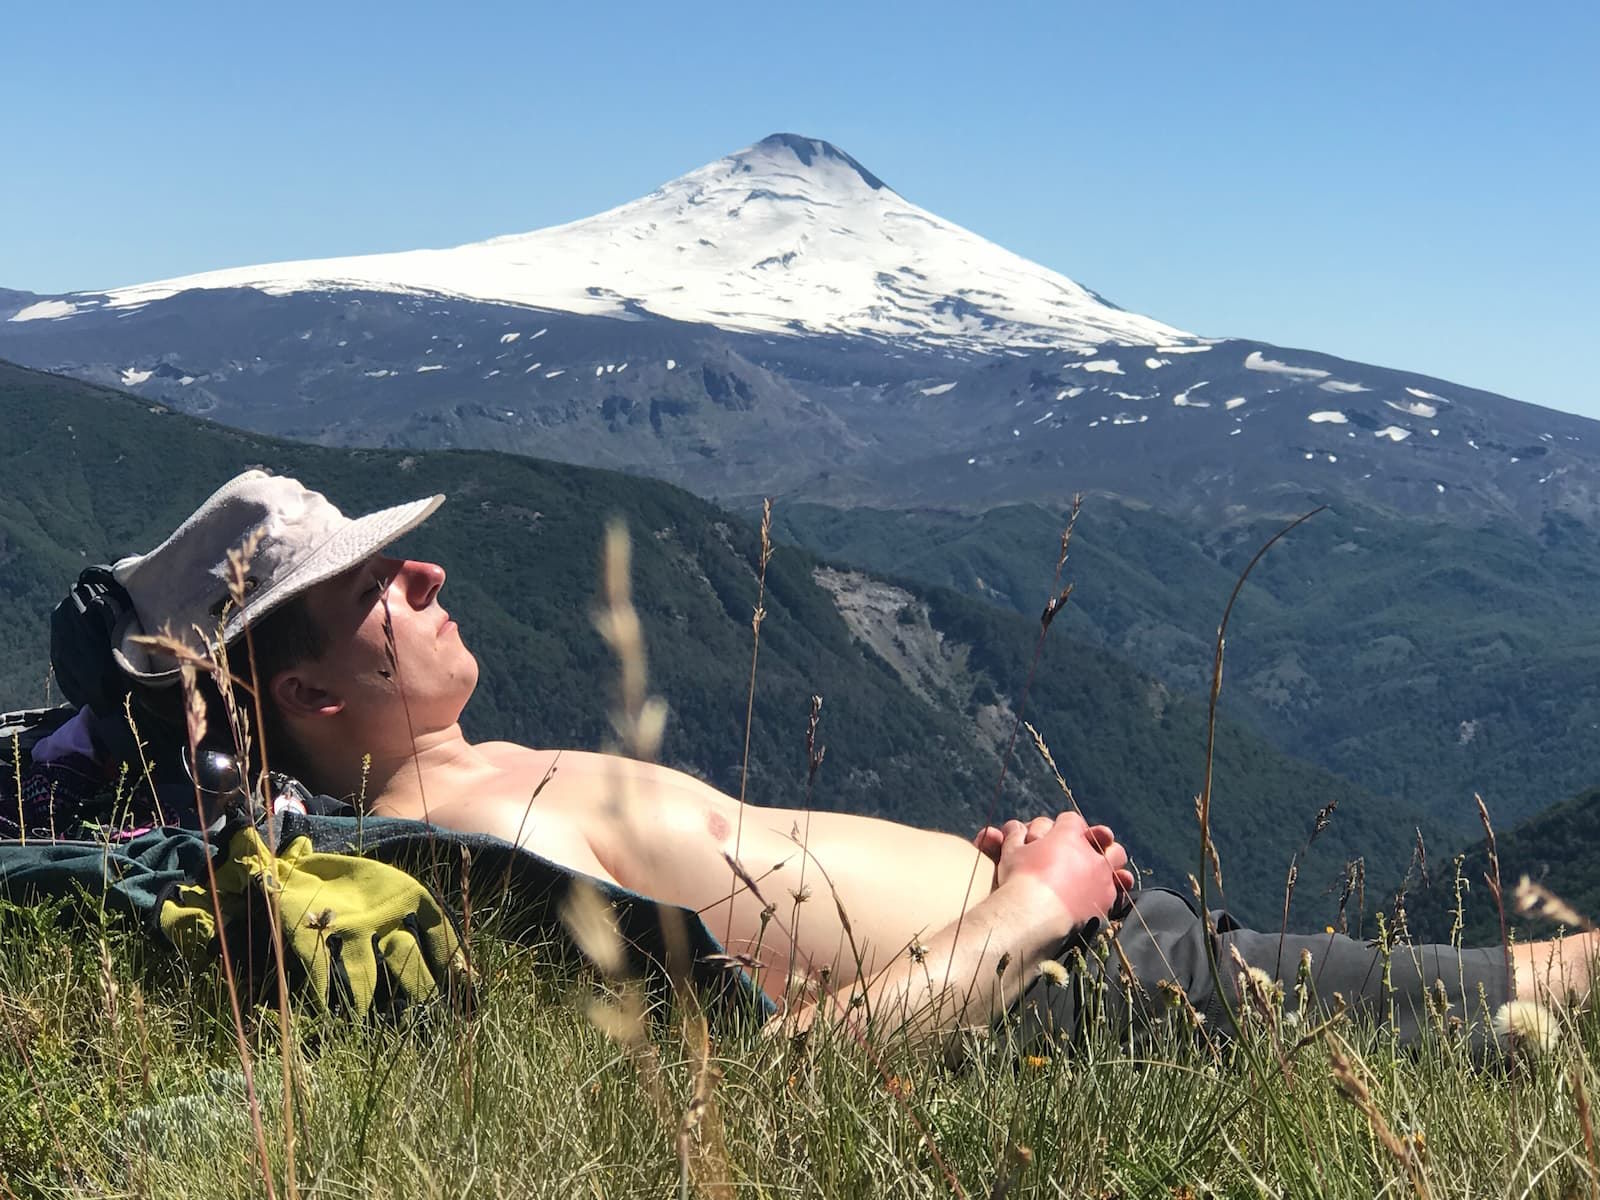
top-left (362, 568), bottom-right (394, 600)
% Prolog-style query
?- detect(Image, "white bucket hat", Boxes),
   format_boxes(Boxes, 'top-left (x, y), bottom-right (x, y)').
top-left (111, 469), bottom-right (444, 682)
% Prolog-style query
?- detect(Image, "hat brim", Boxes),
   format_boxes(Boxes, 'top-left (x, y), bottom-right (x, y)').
top-left (114, 492), bottom-right (445, 683)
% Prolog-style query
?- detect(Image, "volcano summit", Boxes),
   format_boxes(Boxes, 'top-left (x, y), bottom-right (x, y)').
top-left (4, 134), bottom-right (1596, 524)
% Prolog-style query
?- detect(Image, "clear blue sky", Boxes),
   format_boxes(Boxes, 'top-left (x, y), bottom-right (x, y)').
top-left (4, 1), bottom-right (1596, 417)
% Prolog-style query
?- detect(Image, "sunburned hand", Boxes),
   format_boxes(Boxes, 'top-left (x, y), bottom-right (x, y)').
top-left (973, 813), bottom-right (1133, 927)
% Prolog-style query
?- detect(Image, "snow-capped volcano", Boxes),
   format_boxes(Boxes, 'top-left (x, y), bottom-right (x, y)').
top-left (16, 133), bottom-right (1194, 354)
top-left (7, 133), bottom-right (1595, 530)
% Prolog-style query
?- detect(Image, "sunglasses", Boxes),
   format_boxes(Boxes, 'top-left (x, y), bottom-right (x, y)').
top-left (181, 744), bottom-right (312, 820)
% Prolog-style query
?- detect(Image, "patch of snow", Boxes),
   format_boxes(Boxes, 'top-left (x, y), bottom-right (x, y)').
top-left (1304, 452), bottom-right (1314, 460)
top-left (1156, 344), bottom-right (1211, 354)
top-left (1229, 427), bottom-right (1242, 436)
top-left (1436, 483), bottom-right (1445, 493)
top-left (1374, 425), bottom-right (1412, 442)
top-left (364, 369), bottom-right (392, 378)
top-left (666, 359), bottom-right (676, 370)
top-left (530, 328), bottom-right (548, 340)
top-left (1386, 398), bottom-right (1438, 419)
top-left (1173, 381), bottom-right (1210, 407)
top-left (920, 382), bottom-right (958, 396)
top-left (966, 457), bottom-right (977, 465)
top-left (1012, 428), bottom-right (1020, 437)
top-left (1145, 357), bottom-right (1169, 369)
top-left (523, 362), bottom-right (542, 373)
top-left (545, 369), bottom-right (565, 378)
top-left (1319, 380), bottom-right (1368, 393)
top-left (1327, 454), bottom-right (1338, 463)
top-left (1468, 439), bottom-right (1479, 449)
top-left (1308, 411), bottom-right (1348, 424)
top-left (1430, 428), bottom-right (1439, 436)
top-left (416, 364), bottom-right (445, 373)
top-left (1225, 397), bottom-right (1246, 410)
top-left (595, 366), bottom-right (605, 377)
top-left (500, 332), bottom-right (522, 344)
top-left (178, 375), bottom-right (195, 386)
top-left (1082, 359), bottom-right (1123, 374)
top-left (486, 369), bottom-right (501, 378)
top-left (121, 368), bottom-right (152, 386)
top-left (1245, 350), bottom-right (1329, 379)
top-left (1033, 410), bottom-right (1055, 424)
top-left (1406, 387), bottom-right (1444, 402)
top-left (617, 363), bottom-right (628, 373)
top-left (9, 299), bottom-right (79, 321)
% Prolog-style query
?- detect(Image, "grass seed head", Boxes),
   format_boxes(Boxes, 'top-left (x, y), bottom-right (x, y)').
top-left (1494, 1000), bottom-right (1560, 1055)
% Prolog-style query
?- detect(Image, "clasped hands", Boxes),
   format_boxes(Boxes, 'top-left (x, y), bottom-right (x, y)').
top-left (973, 812), bottom-right (1135, 928)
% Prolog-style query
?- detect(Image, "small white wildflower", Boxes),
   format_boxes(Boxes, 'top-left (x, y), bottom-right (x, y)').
top-left (1494, 1000), bottom-right (1560, 1054)
top-left (1037, 960), bottom-right (1070, 988)
top-left (1241, 965), bottom-right (1283, 1007)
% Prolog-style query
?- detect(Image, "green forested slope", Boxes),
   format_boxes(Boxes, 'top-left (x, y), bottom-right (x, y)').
top-left (773, 500), bottom-right (1600, 842)
top-left (2, 361), bottom-right (1416, 923)
top-left (1405, 786), bottom-right (1600, 946)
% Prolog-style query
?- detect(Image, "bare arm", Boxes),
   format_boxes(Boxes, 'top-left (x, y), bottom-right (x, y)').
top-left (777, 813), bottom-right (1129, 1053)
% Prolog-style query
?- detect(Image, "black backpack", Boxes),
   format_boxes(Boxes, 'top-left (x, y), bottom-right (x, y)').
top-left (50, 564), bottom-right (138, 717)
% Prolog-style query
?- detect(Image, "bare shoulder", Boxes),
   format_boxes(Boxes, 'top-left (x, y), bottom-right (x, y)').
top-left (474, 740), bottom-right (540, 766)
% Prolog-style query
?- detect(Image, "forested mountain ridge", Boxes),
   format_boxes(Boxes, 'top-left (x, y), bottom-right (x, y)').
top-left (773, 501), bottom-right (1600, 843)
top-left (2, 360), bottom-right (1417, 923)
top-left (1406, 787), bottom-right (1600, 947)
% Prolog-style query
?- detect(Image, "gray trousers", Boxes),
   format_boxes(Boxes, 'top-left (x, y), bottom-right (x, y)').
top-left (1017, 889), bottom-right (1511, 1058)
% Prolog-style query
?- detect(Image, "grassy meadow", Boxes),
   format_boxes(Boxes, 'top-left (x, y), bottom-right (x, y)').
top-left (5, 363), bottom-right (1600, 1198)
top-left (4, 517), bottom-right (1600, 1200)
top-left (5, 890), bottom-right (1600, 1200)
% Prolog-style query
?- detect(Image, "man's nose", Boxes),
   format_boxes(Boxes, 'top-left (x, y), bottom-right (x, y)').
top-left (397, 559), bottom-right (445, 608)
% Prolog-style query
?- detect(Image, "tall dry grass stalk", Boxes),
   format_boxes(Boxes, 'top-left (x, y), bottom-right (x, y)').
top-left (1514, 875), bottom-right (1598, 933)
top-left (164, 647), bottom-right (280, 1200)
top-left (943, 496), bottom-right (1082, 1006)
top-left (729, 498), bottom-right (775, 938)
top-left (129, 531), bottom-right (314, 1200)
top-left (1326, 1032), bottom-right (1434, 1200)
top-left (588, 519), bottom-right (733, 1199)
top-left (223, 539), bottom-right (302, 1199)
top-left (1181, 506), bottom-right (1326, 1193)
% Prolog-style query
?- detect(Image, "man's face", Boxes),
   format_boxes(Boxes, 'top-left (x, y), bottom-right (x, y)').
top-left (290, 554), bottom-right (480, 738)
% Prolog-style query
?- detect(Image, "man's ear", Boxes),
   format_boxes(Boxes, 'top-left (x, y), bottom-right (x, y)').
top-left (269, 670), bottom-right (345, 720)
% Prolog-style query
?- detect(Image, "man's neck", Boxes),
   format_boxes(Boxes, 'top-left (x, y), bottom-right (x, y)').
top-left (309, 723), bottom-right (491, 816)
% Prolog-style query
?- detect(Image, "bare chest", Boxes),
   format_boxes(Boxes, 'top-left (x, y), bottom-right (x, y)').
top-left (421, 745), bottom-right (617, 882)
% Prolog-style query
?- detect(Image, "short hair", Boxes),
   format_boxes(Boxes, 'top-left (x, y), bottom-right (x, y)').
top-left (238, 591), bottom-right (329, 784)
top-left (247, 591), bottom-right (330, 696)
top-left (128, 590), bottom-right (329, 791)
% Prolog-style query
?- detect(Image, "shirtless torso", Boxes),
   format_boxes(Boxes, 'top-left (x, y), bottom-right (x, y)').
top-left (274, 552), bottom-right (1132, 1032)
top-left (373, 743), bottom-right (997, 996)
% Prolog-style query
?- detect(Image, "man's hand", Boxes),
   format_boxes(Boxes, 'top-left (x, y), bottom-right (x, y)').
top-left (974, 813), bottom-right (1133, 926)
top-left (159, 825), bottom-right (471, 1018)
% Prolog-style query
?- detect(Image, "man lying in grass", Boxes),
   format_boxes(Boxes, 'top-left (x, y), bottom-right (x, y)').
top-left (97, 470), bottom-right (1594, 1053)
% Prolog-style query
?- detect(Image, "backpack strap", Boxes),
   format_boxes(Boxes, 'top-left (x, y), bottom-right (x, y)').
top-left (50, 565), bottom-right (138, 716)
